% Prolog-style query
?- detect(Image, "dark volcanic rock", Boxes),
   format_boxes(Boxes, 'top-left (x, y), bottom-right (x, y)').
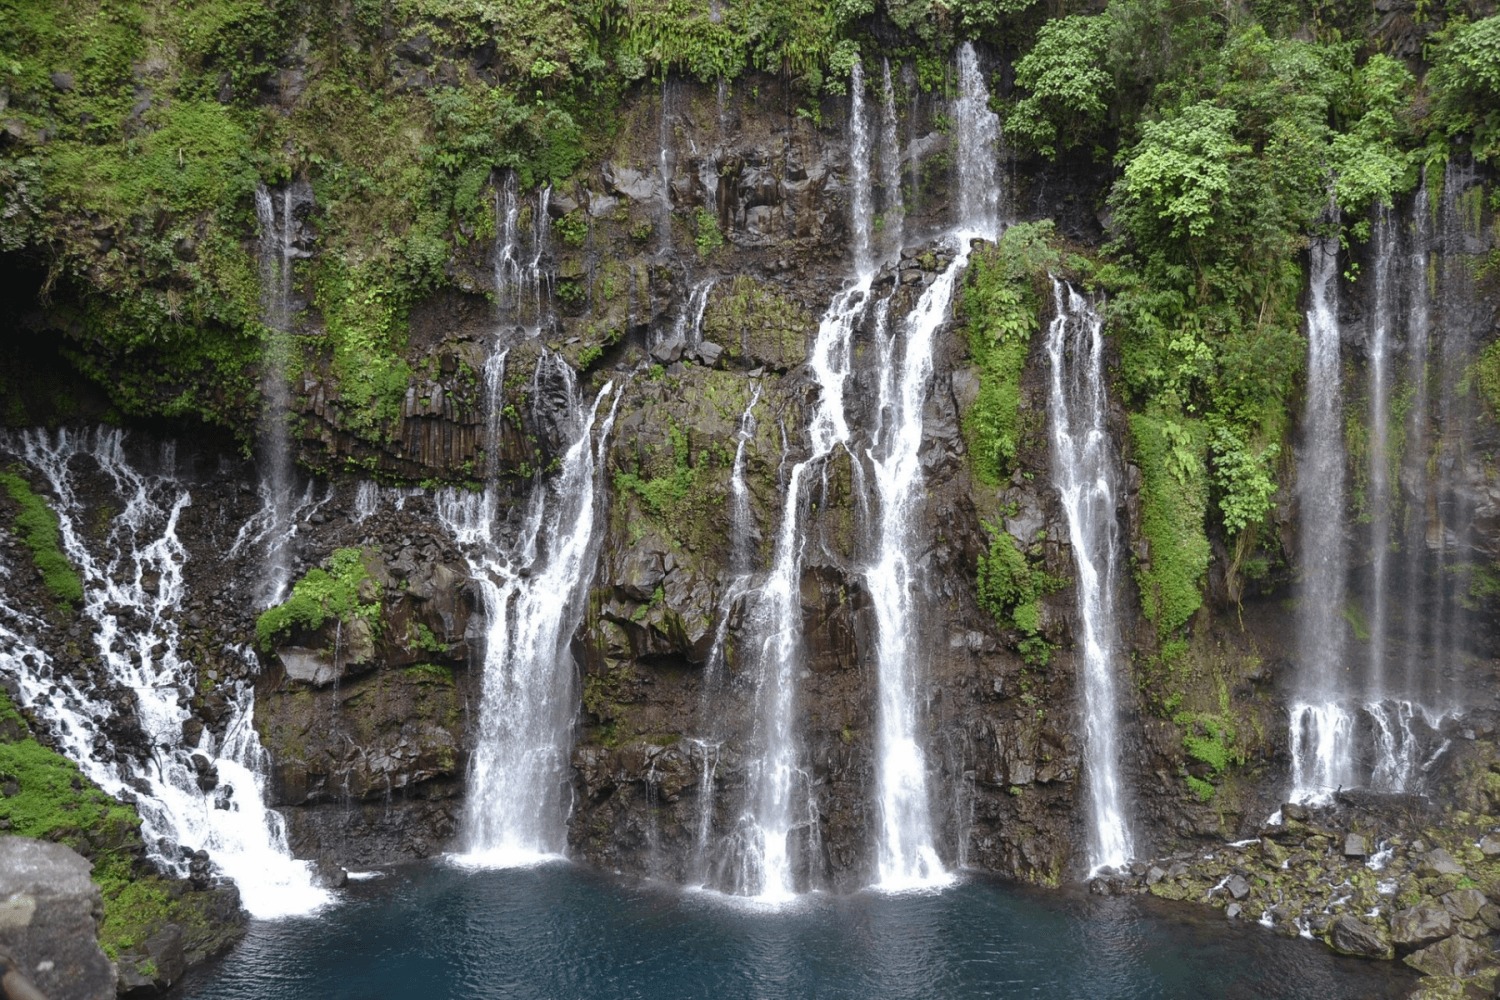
top-left (0, 837), bottom-right (114, 1000)
top-left (1326, 915), bottom-right (1393, 960)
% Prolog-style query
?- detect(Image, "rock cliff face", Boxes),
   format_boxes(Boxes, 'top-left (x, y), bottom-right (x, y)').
top-left (2, 39), bottom-right (1500, 997)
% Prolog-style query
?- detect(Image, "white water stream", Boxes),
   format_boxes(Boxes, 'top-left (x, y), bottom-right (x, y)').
top-left (436, 354), bottom-right (619, 864)
top-left (1289, 235), bottom-right (1355, 804)
top-left (0, 427), bottom-right (328, 917)
top-left (1044, 281), bottom-right (1133, 872)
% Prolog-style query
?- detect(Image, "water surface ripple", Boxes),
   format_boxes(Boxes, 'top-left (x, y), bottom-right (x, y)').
top-left (180, 863), bottom-right (1412, 1000)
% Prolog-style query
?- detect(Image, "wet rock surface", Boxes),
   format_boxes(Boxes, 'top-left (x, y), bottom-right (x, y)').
top-left (0, 837), bottom-right (114, 1000)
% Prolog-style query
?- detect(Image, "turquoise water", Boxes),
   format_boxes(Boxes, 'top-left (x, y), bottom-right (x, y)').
top-left (179, 861), bottom-right (1411, 999)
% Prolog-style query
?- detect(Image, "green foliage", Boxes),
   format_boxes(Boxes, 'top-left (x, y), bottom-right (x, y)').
top-left (255, 547), bottom-right (381, 651)
top-left (1118, 102), bottom-right (1245, 243)
top-left (1185, 774), bottom-right (1216, 801)
top-left (692, 206), bottom-right (724, 255)
top-left (410, 623), bottom-right (448, 655)
top-left (1177, 712), bottom-right (1237, 774)
top-left (554, 210), bottom-right (589, 247)
top-left (1426, 15), bottom-right (1500, 161)
top-left (1007, 15), bottom-right (1114, 158)
top-left (1209, 425), bottom-right (1280, 536)
top-left (0, 468), bottom-right (83, 603)
top-left (615, 423), bottom-right (697, 516)
top-left (977, 521), bottom-right (1065, 665)
top-left (958, 222), bottom-right (1060, 485)
top-left (0, 693), bottom-right (138, 849)
top-left (404, 663), bottom-right (455, 684)
top-left (1469, 338), bottom-right (1500, 419)
top-left (1129, 413), bottom-right (1209, 637)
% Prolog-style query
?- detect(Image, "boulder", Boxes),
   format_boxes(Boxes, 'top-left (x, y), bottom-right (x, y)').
top-left (1326, 915), bottom-right (1393, 959)
top-left (0, 837), bottom-right (115, 1000)
top-left (1226, 874), bottom-right (1251, 901)
top-left (1418, 848), bottom-right (1464, 877)
top-left (1478, 834), bottom-right (1500, 857)
top-left (1404, 934), bottom-right (1488, 978)
top-left (1391, 904), bottom-right (1453, 947)
top-left (1440, 888), bottom-right (1485, 922)
top-left (1342, 833), bottom-right (1368, 858)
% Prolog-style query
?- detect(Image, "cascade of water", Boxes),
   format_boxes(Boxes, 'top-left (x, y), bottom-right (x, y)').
top-left (725, 276), bottom-right (870, 900)
top-left (1401, 176), bottom-right (1433, 704)
top-left (0, 428), bottom-right (329, 917)
top-left (1290, 235), bottom-right (1356, 804)
top-left (1366, 208), bottom-right (1395, 701)
top-left (867, 255), bottom-right (973, 890)
top-left (1429, 160), bottom-right (1480, 716)
top-left (353, 481), bottom-right (379, 523)
top-left (253, 183), bottom-right (300, 605)
top-left (849, 61), bottom-right (874, 274)
top-left (493, 172), bottom-right (524, 321)
top-left (1044, 279), bottom-right (1133, 872)
top-left (670, 279), bottom-right (717, 351)
top-left (658, 79), bottom-right (675, 253)
top-left (436, 355), bottom-right (619, 864)
top-left (493, 173), bottom-right (552, 332)
top-left (718, 59), bottom-right (903, 897)
top-left (865, 42), bottom-right (1004, 887)
top-left (691, 386), bottom-right (760, 884)
top-left (954, 44), bottom-right (1000, 240)
top-left (879, 59), bottom-right (904, 252)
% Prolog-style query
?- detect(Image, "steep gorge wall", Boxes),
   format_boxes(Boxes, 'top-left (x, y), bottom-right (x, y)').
top-left (3, 5), bottom-right (1500, 993)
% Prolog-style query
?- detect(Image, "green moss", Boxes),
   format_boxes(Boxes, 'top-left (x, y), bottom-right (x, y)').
top-left (1129, 412), bottom-right (1210, 637)
top-left (255, 547), bottom-right (382, 651)
top-left (410, 623), bottom-right (448, 655)
top-left (977, 521), bottom-right (1066, 666)
top-left (0, 468), bottom-right (83, 604)
top-left (692, 206), bottom-right (723, 256)
top-left (404, 663), bottom-right (455, 684)
top-left (958, 223), bottom-right (1061, 486)
top-left (0, 695), bottom-right (138, 849)
top-left (1185, 774), bottom-right (1216, 802)
top-left (0, 692), bottom-right (202, 960)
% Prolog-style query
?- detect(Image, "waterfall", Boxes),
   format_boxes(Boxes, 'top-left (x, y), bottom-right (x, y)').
top-left (1044, 280), bottom-right (1133, 872)
top-left (1289, 165), bottom-right (1483, 804)
top-left (691, 385), bottom-right (761, 884)
top-left (253, 183), bottom-right (302, 605)
top-left (493, 174), bottom-right (553, 333)
top-left (1400, 176), bottom-right (1433, 707)
top-left (954, 44), bottom-right (1000, 241)
top-left (1365, 208), bottom-right (1394, 701)
top-left (716, 62), bottom-right (883, 900)
top-left (1289, 235), bottom-right (1356, 804)
top-left (0, 428), bottom-right (329, 918)
top-left (867, 256), bottom-right (967, 890)
top-left (725, 279), bottom-right (869, 900)
top-left (878, 58), bottom-right (904, 252)
top-left (866, 41), bottom-right (1001, 887)
top-left (436, 354), bottom-right (619, 864)
top-left (666, 278), bottom-right (717, 355)
top-left (1428, 160), bottom-right (1480, 715)
top-left (849, 61), bottom-right (874, 273)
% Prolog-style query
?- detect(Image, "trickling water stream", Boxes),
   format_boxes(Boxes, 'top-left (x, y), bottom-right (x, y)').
top-left (0, 428), bottom-right (329, 918)
top-left (1044, 280), bottom-right (1133, 872)
top-left (253, 183), bottom-right (304, 606)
